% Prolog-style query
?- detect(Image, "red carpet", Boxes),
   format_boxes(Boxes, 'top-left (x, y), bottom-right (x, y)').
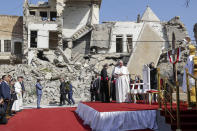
top-left (82, 102), bottom-right (159, 112)
top-left (0, 107), bottom-right (91, 131)
top-left (0, 106), bottom-right (153, 131)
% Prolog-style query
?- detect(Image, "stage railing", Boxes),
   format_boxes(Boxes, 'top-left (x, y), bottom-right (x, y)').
top-left (157, 68), bottom-right (181, 130)
top-left (185, 68), bottom-right (197, 109)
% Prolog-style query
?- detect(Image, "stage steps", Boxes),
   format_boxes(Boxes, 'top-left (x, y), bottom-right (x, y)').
top-left (160, 110), bottom-right (197, 131)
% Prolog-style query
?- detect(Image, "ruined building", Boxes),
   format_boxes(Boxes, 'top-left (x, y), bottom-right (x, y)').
top-left (90, 6), bottom-right (189, 77)
top-left (0, 1), bottom-right (190, 104)
top-left (0, 15), bottom-right (23, 64)
top-left (0, 0), bottom-right (188, 77)
top-left (23, 0), bottom-right (101, 64)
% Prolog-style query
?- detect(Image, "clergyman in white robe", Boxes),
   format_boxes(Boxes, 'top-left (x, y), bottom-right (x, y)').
top-left (12, 81), bottom-right (23, 111)
top-left (182, 55), bottom-right (195, 92)
top-left (114, 65), bottom-right (130, 103)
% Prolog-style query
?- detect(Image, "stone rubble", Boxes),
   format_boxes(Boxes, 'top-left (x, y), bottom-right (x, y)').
top-left (0, 52), bottom-right (120, 106)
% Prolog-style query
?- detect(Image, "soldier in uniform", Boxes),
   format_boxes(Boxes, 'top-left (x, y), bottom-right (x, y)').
top-left (59, 78), bottom-right (66, 106)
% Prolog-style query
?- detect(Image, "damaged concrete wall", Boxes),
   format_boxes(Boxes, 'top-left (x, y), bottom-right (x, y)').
top-left (0, 15), bottom-right (23, 63)
top-left (28, 23), bottom-right (57, 48)
top-left (164, 16), bottom-right (189, 48)
top-left (109, 22), bottom-right (144, 53)
top-left (0, 15), bottom-right (23, 39)
top-left (90, 23), bottom-right (113, 53)
top-left (72, 32), bottom-right (91, 55)
top-left (89, 4), bottom-right (100, 25)
top-left (62, 4), bottom-right (91, 38)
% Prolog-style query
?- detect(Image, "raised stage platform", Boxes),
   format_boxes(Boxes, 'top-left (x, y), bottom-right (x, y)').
top-left (76, 102), bottom-right (161, 131)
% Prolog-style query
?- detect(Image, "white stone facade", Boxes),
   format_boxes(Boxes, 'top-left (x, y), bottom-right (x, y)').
top-left (28, 23), bottom-right (58, 49)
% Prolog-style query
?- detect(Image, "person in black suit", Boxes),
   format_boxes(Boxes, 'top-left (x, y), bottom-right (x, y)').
top-left (90, 77), bottom-right (95, 101)
top-left (0, 78), bottom-right (3, 102)
top-left (149, 62), bottom-right (157, 90)
top-left (100, 64), bottom-right (110, 103)
top-left (94, 74), bottom-right (101, 101)
top-left (149, 62), bottom-right (157, 102)
top-left (68, 81), bottom-right (75, 105)
top-left (0, 78), bottom-right (7, 124)
top-left (59, 78), bottom-right (66, 106)
top-left (1, 75), bottom-right (11, 112)
top-left (0, 95), bottom-right (7, 124)
top-left (8, 79), bottom-right (17, 116)
top-left (60, 78), bottom-right (71, 105)
top-left (110, 76), bottom-right (116, 101)
top-left (0, 79), bottom-right (2, 100)
top-left (20, 76), bottom-right (25, 98)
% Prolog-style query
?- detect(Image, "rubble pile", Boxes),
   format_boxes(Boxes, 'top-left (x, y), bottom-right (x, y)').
top-left (157, 16), bottom-right (190, 87)
top-left (158, 46), bottom-right (189, 86)
top-left (0, 52), bottom-right (120, 105)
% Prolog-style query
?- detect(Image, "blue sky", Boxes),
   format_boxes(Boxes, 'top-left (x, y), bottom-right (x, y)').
top-left (0, 0), bottom-right (197, 39)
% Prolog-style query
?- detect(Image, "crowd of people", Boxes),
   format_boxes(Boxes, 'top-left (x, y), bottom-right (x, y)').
top-left (0, 74), bottom-right (76, 125)
top-left (0, 75), bottom-right (25, 124)
top-left (90, 61), bottom-right (157, 103)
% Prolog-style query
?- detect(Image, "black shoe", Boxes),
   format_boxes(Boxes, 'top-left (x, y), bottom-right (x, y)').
top-left (37, 107), bottom-right (41, 109)
top-left (9, 114), bottom-right (14, 116)
top-left (12, 111), bottom-right (17, 114)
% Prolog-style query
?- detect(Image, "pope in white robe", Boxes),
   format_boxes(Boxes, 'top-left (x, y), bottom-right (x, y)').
top-left (114, 61), bottom-right (130, 103)
top-left (12, 81), bottom-right (23, 111)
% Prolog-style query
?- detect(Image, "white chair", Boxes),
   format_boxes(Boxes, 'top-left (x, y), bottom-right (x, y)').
top-left (129, 65), bottom-right (151, 103)
top-left (130, 83), bottom-right (145, 103)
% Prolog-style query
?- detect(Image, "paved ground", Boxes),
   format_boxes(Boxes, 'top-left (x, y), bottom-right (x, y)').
top-left (23, 104), bottom-right (78, 109)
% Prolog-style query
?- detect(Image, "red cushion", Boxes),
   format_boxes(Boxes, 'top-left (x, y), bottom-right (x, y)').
top-left (147, 90), bottom-right (159, 93)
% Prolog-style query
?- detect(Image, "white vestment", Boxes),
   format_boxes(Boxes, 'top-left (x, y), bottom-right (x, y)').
top-left (182, 55), bottom-right (195, 92)
top-left (12, 82), bottom-right (23, 111)
top-left (114, 66), bottom-right (130, 103)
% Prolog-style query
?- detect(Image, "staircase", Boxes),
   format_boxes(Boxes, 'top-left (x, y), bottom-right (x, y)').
top-left (160, 109), bottom-right (197, 131)
top-left (71, 52), bottom-right (85, 64)
top-left (56, 47), bottom-right (70, 63)
top-left (72, 25), bottom-right (92, 41)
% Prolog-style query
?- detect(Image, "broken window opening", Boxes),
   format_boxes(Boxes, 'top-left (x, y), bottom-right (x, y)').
top-left (127, 35), bottom-right (133, 53)
top-left (40, 11), bottom-right (48, 21)
top-left (4, 40), bottom-right (11, 52)
top-left (49, 31), bottom-right (58, 50)
top-left (37, 50), bottom-right (49, 62)
top-left (116, 35), bottom-right (123, 53)
top-left (29, 11), bottom-right (36, 16)
top-left (63, 41), bottom-right (68, 51)
top-left (30, 31), bottom-right (37, 48)
top-left (50, 12), bottom-right (57, 21)
top-left (14, 42), bottom-right (22, 55)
